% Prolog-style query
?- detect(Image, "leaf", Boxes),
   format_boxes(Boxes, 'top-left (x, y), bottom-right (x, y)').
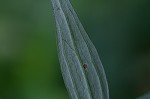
top-left (50, 0), bottom-right (109, 99)
top-left (137, 91), bottom-right (150, 99)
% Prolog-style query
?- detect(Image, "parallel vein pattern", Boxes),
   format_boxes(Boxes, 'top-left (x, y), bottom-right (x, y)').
top-left (51, 0), bottom-right (109, 99)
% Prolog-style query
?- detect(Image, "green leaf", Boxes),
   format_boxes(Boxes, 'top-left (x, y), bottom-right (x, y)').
top-left (50, 0), bottom-right (109, 99)
top-left (137, 91), bottom-right (150, 99)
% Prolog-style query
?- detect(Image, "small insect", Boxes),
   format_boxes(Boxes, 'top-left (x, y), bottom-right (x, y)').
top-left (57, 7), bottom-right (60, 11)
top-left (83, 63), bottom-right (88, 70)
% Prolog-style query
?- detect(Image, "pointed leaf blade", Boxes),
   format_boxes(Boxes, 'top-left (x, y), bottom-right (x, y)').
top-left (50, 0), bottom-right (109, 99)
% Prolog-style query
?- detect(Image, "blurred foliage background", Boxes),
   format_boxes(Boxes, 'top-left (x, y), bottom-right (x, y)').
top-left (0, 0), bottom-right (150, 99)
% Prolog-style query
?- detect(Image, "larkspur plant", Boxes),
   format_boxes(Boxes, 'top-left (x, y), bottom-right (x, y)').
top-left (50, 0), bottom-right (149, 99)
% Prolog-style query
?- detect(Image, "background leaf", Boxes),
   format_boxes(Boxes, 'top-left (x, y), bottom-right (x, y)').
top-left (137, 91), bottom-right (150, 99)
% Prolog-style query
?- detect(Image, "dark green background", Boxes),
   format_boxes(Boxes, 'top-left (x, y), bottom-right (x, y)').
top-left (0, 0), bottom-right (150, 99)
